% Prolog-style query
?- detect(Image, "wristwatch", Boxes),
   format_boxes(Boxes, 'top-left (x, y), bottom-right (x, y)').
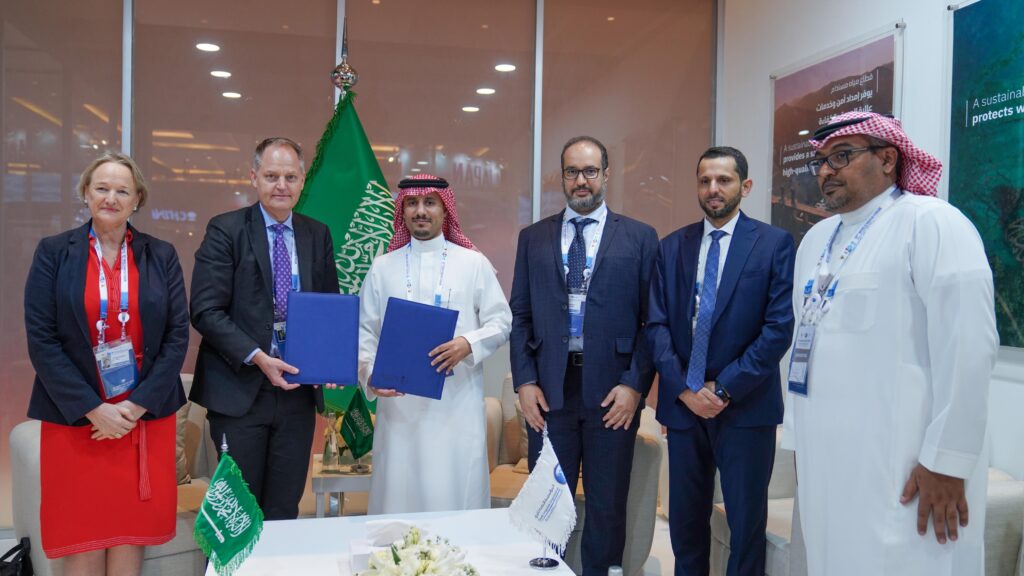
top-left (714, 383), bottom-right (731, 402)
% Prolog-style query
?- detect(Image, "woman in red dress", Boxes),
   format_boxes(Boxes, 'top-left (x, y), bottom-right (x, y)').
top-left (23, 152), bottom-right (188, 576)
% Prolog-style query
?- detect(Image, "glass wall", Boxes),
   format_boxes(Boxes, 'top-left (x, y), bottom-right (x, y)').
top-left (348, 0), bottom-right (537, 294)
top-left (133, 0), bottom-right (338, 369)
top-left (0, 0), bottom-right (124, 528)
top-left (542, 0), bottom-right (715, 237)
top-left (0, 0), bottom-right (713, 529)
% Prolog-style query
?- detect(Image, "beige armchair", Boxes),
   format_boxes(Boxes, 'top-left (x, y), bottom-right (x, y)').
top-left (485, 376), bottom-right (662, 576)
top-left (9, 374), bottom-right (216, 576)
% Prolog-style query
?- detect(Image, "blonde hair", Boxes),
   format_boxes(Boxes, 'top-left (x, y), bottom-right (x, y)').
top-left (77, 151), bottom-right (149, 208)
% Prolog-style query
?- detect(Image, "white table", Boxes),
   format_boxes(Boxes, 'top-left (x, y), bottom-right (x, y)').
top-left (205, 507), bottom-right (575, 575)
top-left (311, 454), bottom-right (372, 518)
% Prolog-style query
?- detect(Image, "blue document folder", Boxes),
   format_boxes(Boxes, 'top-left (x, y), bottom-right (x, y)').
top-left (282, 292), bottom-right (359, 385)
top-left (372, 297), bottom-right (459, 400)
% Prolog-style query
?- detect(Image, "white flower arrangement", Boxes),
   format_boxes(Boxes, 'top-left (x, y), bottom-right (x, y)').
top-left (359, 526), bottom-right (479, 576)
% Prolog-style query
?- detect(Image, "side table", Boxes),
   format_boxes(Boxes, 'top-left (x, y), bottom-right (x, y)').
top-left (311, 453), bottom-right (372, 518)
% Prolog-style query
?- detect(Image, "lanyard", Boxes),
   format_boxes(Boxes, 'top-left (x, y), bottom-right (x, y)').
top-left (799, 188), bottom-right (900, 324)
top-left (406, 241), bottom-right (449, 307)
top-left (90, 229), bottom-right (129, 343)
top-left (560, 211), bottom-right (606, 289)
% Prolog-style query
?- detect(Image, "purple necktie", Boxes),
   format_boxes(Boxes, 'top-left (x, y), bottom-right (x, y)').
top-left (271, 223), bottom-right (291, 321)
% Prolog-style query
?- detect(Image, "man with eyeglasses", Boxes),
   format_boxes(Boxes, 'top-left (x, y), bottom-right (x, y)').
top-left (646, 146), bottom-right (795, 576)
top-left (781, 112), bottom-right (997, 576)
top-left (510, 135), bottom-right (659, 574)
top-left (190, 137), bottom-right (340, 520)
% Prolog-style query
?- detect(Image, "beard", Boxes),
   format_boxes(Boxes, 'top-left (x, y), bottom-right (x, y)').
top-left (699, 193), bottom-right (741, 221)
top-left (563, 181), bottom-right (607, 214)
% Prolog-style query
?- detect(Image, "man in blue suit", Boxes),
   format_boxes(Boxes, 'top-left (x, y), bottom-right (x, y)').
top-left (647, 147), bottom-right (795, 576)
top-left (510, 135), bottom-right (659, 575)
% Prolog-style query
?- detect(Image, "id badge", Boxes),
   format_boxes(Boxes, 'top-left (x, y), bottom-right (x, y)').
top-left (94, 337), bottom-right (138, 399)
top-left (787, 324), bottom-right (815, 396)
top-left (568, 290), bottom-right (587, 338)
top-left (273, 321), bottom-right (287, 358)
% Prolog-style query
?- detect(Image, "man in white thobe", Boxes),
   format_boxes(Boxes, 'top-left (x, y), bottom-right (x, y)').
top-left (359, 174), bottom-right (512, 515)
top-left (781, 111), bottom-right (999, 576)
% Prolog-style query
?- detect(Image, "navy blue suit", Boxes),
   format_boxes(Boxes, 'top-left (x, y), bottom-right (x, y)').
top-left (24, 222), bottom-right (188, 425)
top-left (510, 208), bottom-right (658, 575)
top-left (647, 211), bottom-right (794, 576)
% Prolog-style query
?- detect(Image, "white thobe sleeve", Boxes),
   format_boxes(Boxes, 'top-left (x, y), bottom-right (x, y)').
top-left (458, 256), bottom-right (512, 367)
top-left (911, 204), bottom-right (998, 479)
top-left (358, 261), bottom-right (384, 401)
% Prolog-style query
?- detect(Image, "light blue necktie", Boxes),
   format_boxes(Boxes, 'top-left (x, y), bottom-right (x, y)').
top-left (686, 230), bottom-right (726, 393)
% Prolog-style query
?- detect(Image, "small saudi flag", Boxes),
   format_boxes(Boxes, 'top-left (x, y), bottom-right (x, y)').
top-left (193, 453), bottom-right (264, 576)
top-left (296, 90), bottom-right (394, 414)
top-left (341, 388), bottom-right (374, 460)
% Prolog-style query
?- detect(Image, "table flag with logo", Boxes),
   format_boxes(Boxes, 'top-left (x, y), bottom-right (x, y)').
top-left (194, 441), bottom-right (264, 576)
top-left (341, 388), bottom-right (374, 459)
top-left (508, 427), bottom-right (577, 555)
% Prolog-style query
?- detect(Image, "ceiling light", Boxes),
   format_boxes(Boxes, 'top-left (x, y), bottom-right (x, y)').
top-left (494, 64), bottom-right (516, 72)
top-left (388, 156), bottom-right (395, 163)
top-left (82, 103), bottom-right (109, 123)
top-left (462, 106), bottom-right (480, 112)
top-left (210, 70), bottom-right (232, 78)
top-left (607, 16), bottom-right (615, 21)
top-left (222, 92), bottom-right (242, 99)
top-left (372, 0), bottom-right (381, 4)
top-left (152, 130), bottom-right (195, 139)
top-left (410, 168), bottom-right (422, 172)
top-left (476, 88), bottom-right (496, 95)
top-left (797, 129), bottom-right (810, 136)
top-left (416, 161), bottom-right (429, 165)
top-left (196, 43), bottom-right (220, 52)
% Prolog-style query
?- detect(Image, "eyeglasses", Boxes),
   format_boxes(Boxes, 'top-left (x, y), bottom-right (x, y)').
top-left (562, 166), bottom-right (602, 180)
top-left (806, 146), bottom-right (886, 176)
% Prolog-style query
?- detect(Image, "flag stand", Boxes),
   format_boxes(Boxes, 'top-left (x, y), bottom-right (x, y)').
top-left (349, 459), bottom-right (370, 474)
top-left (528, 543), bottom-right (560, 570)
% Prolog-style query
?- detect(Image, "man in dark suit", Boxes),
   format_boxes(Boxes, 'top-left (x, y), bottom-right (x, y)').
top-left (190, 137), bottom-right (339, 520)
top-left (647, 146), bottom-right (795, 576)
top-left (510, 135), bottom-right (659, 575)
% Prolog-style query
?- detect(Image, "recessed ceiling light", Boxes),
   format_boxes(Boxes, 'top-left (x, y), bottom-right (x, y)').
top-left (196, 43), bottom-right (220, 52)
top-left (476, 88), bottom-right (496, 95)
top-left (495, 64), bottom-right (516, 72)
top-left (372, 0), bottom-right (381, 4)
top-left (797, 129), bottom-right (810, 136)
top-left (410, 168), bottom-right (422, 172)
top-left (388, 156), bottom-right (395, 163)
top-left (222, 92), bottom-right (241, 99)
top-left (210, 70), bottom-right (232, 78)
top-left (481, 24), bottom-right (489, 29)
top-left (462, 106), bottom-right (480, 112)
top-left (607, 16), bottom-right (615, 21)
top-left (416, 161), bottom-right (429, 165)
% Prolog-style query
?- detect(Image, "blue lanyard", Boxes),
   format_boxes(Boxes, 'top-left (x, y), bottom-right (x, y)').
top-left (90, 229), bottom-right (129, 343)
top-left (800, 189), bottom-right (900, 323)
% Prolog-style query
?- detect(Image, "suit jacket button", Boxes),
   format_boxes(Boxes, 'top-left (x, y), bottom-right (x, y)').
top-left (264, 323), bottom-right (271, 330)
top-left (561, 304), bottom-right (568, 311)
top-left (561, 336), bottom-right (568, 343)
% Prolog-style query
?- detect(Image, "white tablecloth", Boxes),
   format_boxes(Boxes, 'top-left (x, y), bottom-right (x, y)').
top-left (204, 507), bottom-right (574, 575)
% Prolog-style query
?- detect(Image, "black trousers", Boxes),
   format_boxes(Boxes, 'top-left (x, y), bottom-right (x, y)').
top-left (528, 359), bottom-right (640, 576)
top-left (207, 383), bottom-right (316, 520)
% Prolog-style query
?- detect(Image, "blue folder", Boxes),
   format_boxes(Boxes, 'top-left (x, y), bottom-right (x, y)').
top-left (372, 297), bottom-right (460, 400)
top-left (282, 292), bottom-right (359, 385)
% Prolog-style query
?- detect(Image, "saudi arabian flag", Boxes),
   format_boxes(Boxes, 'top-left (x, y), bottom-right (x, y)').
top-left (340, 388), bottom-right (374, 459)
top-left (295, 90), bottom-right (394, 414)
top-left (194, 453), bottom-right (264, 575)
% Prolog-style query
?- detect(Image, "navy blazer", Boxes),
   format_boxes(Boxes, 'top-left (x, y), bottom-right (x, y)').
top-left (189, 203), bottom-right (339, 417)
top-left (510, 208), bottom-right (659, 410)
top-left (24, 222), bottom-right (189, 425)
top-left (647, 211), bottom-right (795, 430)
